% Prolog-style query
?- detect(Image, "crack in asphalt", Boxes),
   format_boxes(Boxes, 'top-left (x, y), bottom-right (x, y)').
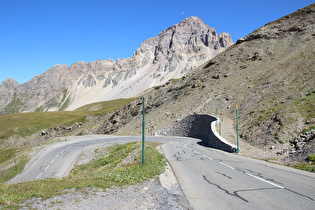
top-left (187, 144), bottom-right (315, 203)
top-left (202, 175), bottom-right (285, 203)
top-left (215, 172), bottom-right (233, 179)
top-left (284, 188), bottom-right (315, 202)
top-left (237, 168), bottom-right (284, 187)
top-left (174, 151), bottom-right (182, 161)
top-left (202, 175), bottom-right (249, 203)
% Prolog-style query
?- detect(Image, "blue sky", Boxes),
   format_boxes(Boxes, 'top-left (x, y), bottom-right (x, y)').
top-left (0, 0), bottom-right (313, 84)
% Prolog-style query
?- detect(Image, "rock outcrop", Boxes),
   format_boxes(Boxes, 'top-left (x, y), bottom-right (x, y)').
top-left (93, 3), bottom-right (314, 160)
top-left (0, 16), bottom-right (233, 115)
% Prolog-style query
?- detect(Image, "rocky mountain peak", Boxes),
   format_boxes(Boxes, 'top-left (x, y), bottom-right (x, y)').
top-left (0, 16), bottom-right (234, 114)
top-left (153, 16), bottom-right (233, 63)
top-left (1, 77), bottom-right (19, 87)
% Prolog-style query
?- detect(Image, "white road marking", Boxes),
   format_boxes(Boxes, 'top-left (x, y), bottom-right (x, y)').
top-left (202, 155), bottom-right (213, 160)
top-left (35, 146), bottom-right (72, 180)
top-left (35, 172), bottom-right (43, 180)
top-left (44, 165), bottom-right (50, 171)
top-left (183, 143), bottom-right (284, 190)
top-left (245, 172), bottom-right (284, 189)
top-left (219, 162), bottom-right (235, 170)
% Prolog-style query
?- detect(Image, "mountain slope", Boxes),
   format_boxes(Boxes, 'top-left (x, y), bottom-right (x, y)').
top-left (94, 3), bottom-right (315, 163)
top-left (0, 16), bottom-right (233, 115)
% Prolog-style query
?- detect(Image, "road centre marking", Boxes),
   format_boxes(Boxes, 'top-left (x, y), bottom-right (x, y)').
top-left (44, 165), bottom-right (50, 171)
top-left (219, 162), bottom-right (235, 170)
top-left (245, 172), bottom-right (284, 189)
top-left (35, 172), bottom-right (43, 180)
top-left (183, 141), bottom-right (284, 190)
top-left (36, 146), bottom-right (72, 180)
top-left (202, 155), bottom-right (213, 160)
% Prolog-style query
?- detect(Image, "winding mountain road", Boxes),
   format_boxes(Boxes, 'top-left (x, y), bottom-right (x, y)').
top-left (11, 135), bottom-right (315, 209)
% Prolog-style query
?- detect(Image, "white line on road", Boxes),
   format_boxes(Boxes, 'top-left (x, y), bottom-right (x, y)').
top-left (35, 146), bottom-right (72, 181)
top-left (245, 172), bottom-right (284, 189)
top-left (202, 155), bottom-right (213, 160)
top-left (44, 165), bottom-right (50, 172)
top-left (35, 172), bottom-right (43, 180)
top-left (219, 162), bottom-right (235, 170)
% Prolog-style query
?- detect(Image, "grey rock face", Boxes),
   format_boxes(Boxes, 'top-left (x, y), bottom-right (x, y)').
top-left (0, 16), bottom-right (233, 114)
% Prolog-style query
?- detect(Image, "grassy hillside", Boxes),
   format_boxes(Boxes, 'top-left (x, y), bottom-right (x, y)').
top-left (0, 111), bottom-right (86, 140)
top-left (0, 98), bottom-right (135, 183)
top-left (0, 98), bottom-right (135, 140)
top-left (0, 142), bottom-right (165, 207)
top-left (97, 4), bottom-right (315, 165)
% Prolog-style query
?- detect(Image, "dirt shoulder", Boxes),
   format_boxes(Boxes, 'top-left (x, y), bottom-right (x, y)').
top-left (19, 163), bottom-right (190, 209)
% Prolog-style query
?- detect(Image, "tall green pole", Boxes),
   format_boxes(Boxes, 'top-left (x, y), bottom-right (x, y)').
top-left (219, 99), bottom-right (223, 135)
top-left (142, 97), bottom-right (145, 165)
top-left (14, 155), bottom-right (17, 171)
top-left (219, 108), bottom-right (222, 135)
top-left (236, 104), bottom-right (240, 153)
top-left (212, 95), bottom-right (215, 116)
top-left (215, 107), bottom-right (218, 126)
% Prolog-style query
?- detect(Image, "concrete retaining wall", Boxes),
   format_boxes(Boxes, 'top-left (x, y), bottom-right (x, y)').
top-left (156, 114), bottom-right (237, 153)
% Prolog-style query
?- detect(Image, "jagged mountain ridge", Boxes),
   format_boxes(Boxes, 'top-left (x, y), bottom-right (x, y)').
top-left (92, 4), bottom-right (315, 162)
top-left (0, 16), bottom-right (233, 115)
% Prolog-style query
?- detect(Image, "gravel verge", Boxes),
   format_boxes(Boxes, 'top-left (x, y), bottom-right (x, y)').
top-left (18, 157), bottom-right (190, 209)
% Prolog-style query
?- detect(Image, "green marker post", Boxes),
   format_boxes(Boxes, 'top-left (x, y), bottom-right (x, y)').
top-left (236, 104), bottom-right (240, 153)
top-left (14, 155), bottom-right (17, 171)
top-left (219, 108), bottom-right (222, 135)
top-left (142, 97), bottom-right (145, 165)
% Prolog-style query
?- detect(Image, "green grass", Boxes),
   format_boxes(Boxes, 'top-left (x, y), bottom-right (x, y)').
top-left (294, 89), bottom-right (315, 120)
top-left (293, 163), bottom-right (315, 172)
top-left (0, 111), bottom-right (88, 139)
top-left (308, 154), bottom-right (315, 162)
top-left (0, 155), bottom-right (29, 184)
top-left (0, 142), bottom-right (166, 207)
top-left (0, 148), bottom-right (16, 164)
top-left (291, 154), bottom-right (315, 173)
top-left (249, 110), bottom-right (255, 116)
top-left (0, 97), bottom-right (137, 194)
top-left (0, 98), bottom-right (135, 140)
top-left (74, 98), bottom-right (135, 114)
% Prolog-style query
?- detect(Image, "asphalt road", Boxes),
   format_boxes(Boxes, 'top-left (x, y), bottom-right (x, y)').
top-left (162, 138), bottom-right (315, 209)
top-left (11, 135), bottom-right (315, 209)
